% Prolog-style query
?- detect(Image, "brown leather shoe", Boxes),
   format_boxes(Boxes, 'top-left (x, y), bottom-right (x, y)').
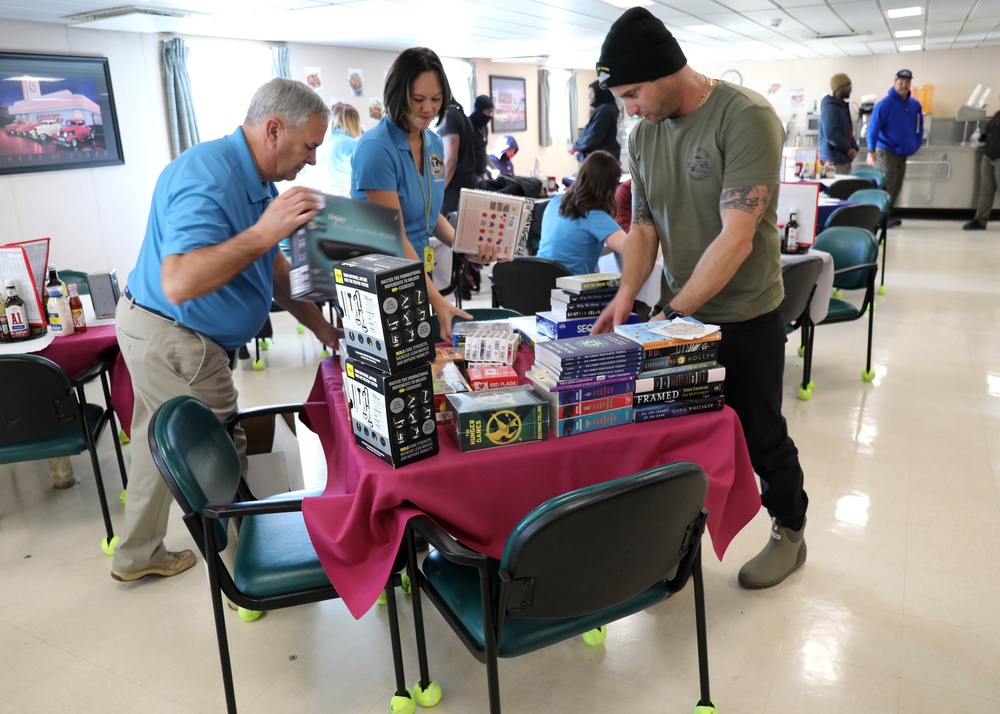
top-left (111, 549), bottom-right (196, 582)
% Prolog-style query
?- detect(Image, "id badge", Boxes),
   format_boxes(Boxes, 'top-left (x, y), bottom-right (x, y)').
top-left (423, 245), bottom-right (435, 273)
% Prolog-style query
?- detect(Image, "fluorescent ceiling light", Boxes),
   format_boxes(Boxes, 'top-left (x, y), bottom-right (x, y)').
top-left (686, 24), bottom-right (726, 37)
top-left (601, 0), bottom-right (653, 8)
top-left (894, 29), bottom-right (922, 38)
top-left (899, 44), bottom-right (922, 51)
top-left (887, 7), bottom-right (922, 19)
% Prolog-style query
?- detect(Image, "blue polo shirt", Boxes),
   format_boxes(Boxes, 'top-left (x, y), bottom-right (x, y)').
top-left (351, 115), bottom-right (445, 255)
top-left (126, 127), bottom-right (279, 350)
top-left (537, 194), bottom-right (622, 275)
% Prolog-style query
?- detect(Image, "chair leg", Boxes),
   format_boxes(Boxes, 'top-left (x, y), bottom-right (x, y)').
top-left (100, 372), bottom-right (128, 491)
top-left (692, 548), bottom-right (713, 709)
top-left (204, 521), bottom-right (239, 714)
top-left (878, 222), bottom-right (888, 292)
top-left (76, 384), bottom-right (116, 550)
top-left (478, 568), bottom-right (502, 714)
top-left (405, 530), bottom-right (436, 703)
top-left (863, 295), bottom-right (876, 382)
top-left (383, 574), bottom-right (417, 712)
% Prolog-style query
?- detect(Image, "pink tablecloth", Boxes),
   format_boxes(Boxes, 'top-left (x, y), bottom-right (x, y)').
top-left (38, 325), bottom-right (133, 437)
top-left (301, 357), bottom-right (761, 619)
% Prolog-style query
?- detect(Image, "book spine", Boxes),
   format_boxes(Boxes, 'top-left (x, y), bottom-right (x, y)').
top-left (552, 406), bottom-right (633, 437)
top-left (556, 276), bottom-right (621, 292)
top-left (537, 313), bottom-right (638, 340)
top-left (534, 349), bottom-right (642, 370)
top-left (634, 366), bottom-right (726, 393)
top-left (643, 339), bottom-right (719, 360)
top-left (529, 370), bottom-right (636, 392)
top-left (642, 348), bottom-right (719, 372)
top-left (632, 382), bottom-right (724, 405)
top-left (551, 288), bottom-right (619, 304)
top-left (553, 393), bottom-right (635, 418)
top-left (633, 396), bottom-right (726, 422)
top-left (545, 364), bottom-right (643, 380)
top-left (550, 305), bottom-right (608, 319)
top-left (615, 329), bottom-right (723, 350)
top-left (533, 379), bottom-right (635, 404)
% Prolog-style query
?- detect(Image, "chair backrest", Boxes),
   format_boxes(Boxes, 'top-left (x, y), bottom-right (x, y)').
top-left (0, 355), bottom-right (79, 444)
top-left (813, 227), bottom-right (879, 292)
top-left (491, 257), bottom-right (571, 316)
top-left (780, 256), bottom-right (824, 327)
top-left (499, 462), bottom-right (707, 620)
top-left (149, 396), bottom-right (244, 553)
top-left (826, 178), bottom-right (876, 200)
top-left (849, 188), bottom-right (892, 215)
top-left (824, 203), bottom-right (882, 233)
top-left (60, 270), bottom-right (90, 295)
top-left (429, 307), bottom-right (523, 342)
top-left (850, 167), bottom-right (886, 189)
top-left (526, 198), bottom-right (550, 255)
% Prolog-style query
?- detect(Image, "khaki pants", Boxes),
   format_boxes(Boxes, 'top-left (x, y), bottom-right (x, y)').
top-left (112, 297), bottom-right (247, 573)
top-left (873, 149), bottom-right (908, 215)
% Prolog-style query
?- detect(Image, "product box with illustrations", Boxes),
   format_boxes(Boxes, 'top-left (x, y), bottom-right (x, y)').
top-left (335, 254), bottom-right (434, 373)
top-left (445, 385), bottom-right (548, 452)
top-left (431, 359), bottom-right (471, 422)
top-left (343, 358), bottom-right (438, 468)
top-left (289, 193), bottom-right (403, 301)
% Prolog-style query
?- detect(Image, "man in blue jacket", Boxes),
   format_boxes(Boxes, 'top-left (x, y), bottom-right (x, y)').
top-left (819, 73), bottom-right (858, 174)
top-left (867, 69), bottom-right (924, 226)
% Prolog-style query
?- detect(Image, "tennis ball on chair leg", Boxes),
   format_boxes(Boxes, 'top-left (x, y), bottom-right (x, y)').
top-left (582, 626), bottom-right (607, 646)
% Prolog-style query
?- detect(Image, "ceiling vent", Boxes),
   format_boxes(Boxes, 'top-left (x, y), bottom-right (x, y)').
top-left (66, 6), bottom-right (191, 23)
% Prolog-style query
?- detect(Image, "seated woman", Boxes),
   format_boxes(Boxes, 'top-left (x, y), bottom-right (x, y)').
top-left (537, 150), bottom-right (627, 276)
top-left (325, 102), bottom-right (362, 195)
top-left (488, 135), bottom-right (518, 176)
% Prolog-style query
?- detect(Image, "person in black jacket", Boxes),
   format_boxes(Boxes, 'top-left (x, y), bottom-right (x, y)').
top-left (818, 73), bottom-right (858, 174)
top-left (438, 98), bottom-right (478, 216)
top-left (468, 95), bottom-right (494, 179)
top-left (964, 110), bottom-right (1000, 230)
top-left (570, 80), bottom-right (621, 162)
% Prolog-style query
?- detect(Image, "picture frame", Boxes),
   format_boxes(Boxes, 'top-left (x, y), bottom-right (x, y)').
top-left (0, 52), bottom-right (125, 176)
top-left (490, 75), bottom-right (527, 133)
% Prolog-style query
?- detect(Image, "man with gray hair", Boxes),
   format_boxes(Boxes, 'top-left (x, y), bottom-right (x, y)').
top-left (111, 78), bottom-right (338, 582)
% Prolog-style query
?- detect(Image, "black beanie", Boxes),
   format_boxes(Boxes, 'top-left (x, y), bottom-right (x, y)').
top-left (597, 7), bottom-right (687, 89)
top-left (474, 95), bottom-right (494, 112)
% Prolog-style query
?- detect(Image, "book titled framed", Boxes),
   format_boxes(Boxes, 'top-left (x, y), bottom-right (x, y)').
top-left (0, 52), bottom-right (124, 175)
top-left (490, 75), bottom-right (527, 133)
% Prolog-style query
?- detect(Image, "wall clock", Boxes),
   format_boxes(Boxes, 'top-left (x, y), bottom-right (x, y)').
top-left (721, 69), bottom-right (742, 86)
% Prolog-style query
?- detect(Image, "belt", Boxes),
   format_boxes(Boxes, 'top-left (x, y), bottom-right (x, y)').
top-left (123, 287), bottom-right (176, 322)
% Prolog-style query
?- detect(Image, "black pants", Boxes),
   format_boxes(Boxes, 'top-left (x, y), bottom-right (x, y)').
top-left (716, 307), bottom-right (808, 530)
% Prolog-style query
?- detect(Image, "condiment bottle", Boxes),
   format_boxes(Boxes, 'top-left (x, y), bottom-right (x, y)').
top-left (784, 212), bottom-right (800, 254)
top-left (67, 283), bottom-right (87, 333)
top-left (46, 279), bottom-right (74, 338)
top-left (0, 300), bottom-right (10, 342)
top-left (4, 280), bottom-right (31, 340)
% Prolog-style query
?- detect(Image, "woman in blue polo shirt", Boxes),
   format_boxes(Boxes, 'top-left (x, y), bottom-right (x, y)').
top-left (537, 150), bottom-right (627, 275)
top-left (352, 47), bottom-right (495, 339)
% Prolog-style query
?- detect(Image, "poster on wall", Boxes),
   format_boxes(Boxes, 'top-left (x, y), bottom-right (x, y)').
top-left (788, 88), bottom-right (804, 109)
top-left (305, 66), bottom-right (322, 92)
top-left (0, 52), bottom-right (125, 176)
top-left (489, 76), bottom-right (527, 133)
top-left (369, 98), bottom-right (384, 121)
top-left (347, 68), bottom-right (364, 96)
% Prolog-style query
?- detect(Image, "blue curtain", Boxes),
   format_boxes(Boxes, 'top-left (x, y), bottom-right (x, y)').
top-left (568, 71), bottom-right (579, 143)
top-left (538, 69), bottom-right (551, 147)
top-left (271, 45), bottom-right (290, 79)
top-left (161, 38), bottom-right (200, 158)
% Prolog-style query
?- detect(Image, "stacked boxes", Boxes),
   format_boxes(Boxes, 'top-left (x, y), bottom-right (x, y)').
top-left (337, 254), bottom-right (438, 468)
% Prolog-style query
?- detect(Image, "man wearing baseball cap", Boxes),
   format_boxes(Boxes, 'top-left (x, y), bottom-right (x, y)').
top-left (866, 69), bottom-right (924, 226)
top-left (592, 7), bottom-right (809, 589)
top-left (820, 73), bottom-right (859, 174)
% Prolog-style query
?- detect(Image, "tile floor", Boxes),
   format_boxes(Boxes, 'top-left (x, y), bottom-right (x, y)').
top-left (3, 217), bottom-right (1000, 713)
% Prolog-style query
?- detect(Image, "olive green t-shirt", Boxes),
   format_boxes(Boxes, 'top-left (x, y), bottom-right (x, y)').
top-left (628, 81), bottom-right (784, 323)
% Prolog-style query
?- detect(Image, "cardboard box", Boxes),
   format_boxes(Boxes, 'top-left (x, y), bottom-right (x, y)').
top-left (335, 254), bottom-right (434, 373)
top-left (343, 359), bottom-right (438, 468)
top-left (289, 193), bottom-right (403, 301)
top-left (445, 386), bottom-right (548, 452)
top-left (465, 365), bottom-right (519, 391)
top-left (431, 359), bottom-right (471, 422)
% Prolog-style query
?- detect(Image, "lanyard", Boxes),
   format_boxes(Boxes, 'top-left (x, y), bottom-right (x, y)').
top-left (414, 131), bottom-right (433, 240)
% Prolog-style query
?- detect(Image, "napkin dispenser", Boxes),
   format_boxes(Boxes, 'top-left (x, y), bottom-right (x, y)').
top-left (87, 270), bottom-right (120, 319)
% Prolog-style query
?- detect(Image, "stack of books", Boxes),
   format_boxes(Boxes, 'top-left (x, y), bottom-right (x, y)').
top-left (526, 332), bottom-right (642, 437)
top-left (535, 272), bottom-right (638, 339)
top-left (614, 318), bottom-right (726, 422)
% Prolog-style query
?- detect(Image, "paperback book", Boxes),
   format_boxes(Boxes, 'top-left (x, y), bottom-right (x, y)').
top-left (632, 382), bottom-right (724, 405)
top-left (615, 320), bottom-right (723, 351)
top-left (546, 392), bottom-right (635, 419)
top-left (555, 272), bottom-right (621, 292)
top-left (642, 348), bottom-right (719, 372)
top-left (534, 332), bottom-right (642, 366)
top-left (551, 406), bottom-right (633, 438)
top-left (527, 378), bottom-right (635, 405)
top-left (635, 366), bottom-right (726, 394)
top-left (633, 396), bottom-right (726, 422)
top-left (527, 367), bottom-right (638, 392)
top-left (550, 287), bottom-right (620, 304)
top-left (535, 310), bottom-right (638, 340)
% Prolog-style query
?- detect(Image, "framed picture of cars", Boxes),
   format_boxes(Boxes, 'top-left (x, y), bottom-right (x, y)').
top-left (489, 76), bottom-right (527, 133)
top-left (0, 52), bottom-right (125, 175)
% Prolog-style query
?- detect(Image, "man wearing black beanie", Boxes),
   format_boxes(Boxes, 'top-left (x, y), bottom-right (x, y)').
top-left (593, 7), bottom-right (809, 590)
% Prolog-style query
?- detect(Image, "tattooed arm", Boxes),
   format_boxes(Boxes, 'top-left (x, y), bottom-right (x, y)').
top-left (663, 184), bottom-right (775, 317)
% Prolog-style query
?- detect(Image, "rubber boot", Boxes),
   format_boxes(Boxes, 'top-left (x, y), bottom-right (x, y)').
top-left (738, 518), bottom-right (806, 589)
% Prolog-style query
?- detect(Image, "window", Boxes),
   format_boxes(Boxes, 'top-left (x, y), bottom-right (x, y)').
top-left (186, 40), bottom-right (273, 142)
top-left (441, 57), bottom-right (473, 115)
top-left (547, 69), bottom-right (572, 145)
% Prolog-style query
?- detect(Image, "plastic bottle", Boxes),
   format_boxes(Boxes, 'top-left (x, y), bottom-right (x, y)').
top-left (43, 265), bottom-right (60, 317)
top-left (4, 280), bottom-right (31, 340)
top-left (0, 300), bottom-right (10, 343)
top-left (68, 283), bottom-right (87, 333)
top-left (46, 279), bottom-right (74, 337)
top-left (784, 212), bottom-right (800, 254)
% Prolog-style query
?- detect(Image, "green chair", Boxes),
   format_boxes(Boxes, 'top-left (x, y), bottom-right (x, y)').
top-left (780, 256), bottom-right (824, 401)
top-left (59, 270), bottom-right (90, 295)
top-left (811, 227), bottom-right (880, 384)
top-left (149, 396), bottom-right (419, 714)
top-left (0, 354), bottom-right (127, 555)
top-left (850, 188), bottom-right (892, 294)
top-left (428, 307), bottom-right (523, 343)
top-left (404, 462), bottom-right (716, 714)
top-left (825, 177), bottom-right (876, 200)
top-left (850, 167), bottom-right (887, 189)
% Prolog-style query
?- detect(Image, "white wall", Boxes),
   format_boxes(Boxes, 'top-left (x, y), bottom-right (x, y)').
top-left (2, 17), bottom-right (998, 282)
